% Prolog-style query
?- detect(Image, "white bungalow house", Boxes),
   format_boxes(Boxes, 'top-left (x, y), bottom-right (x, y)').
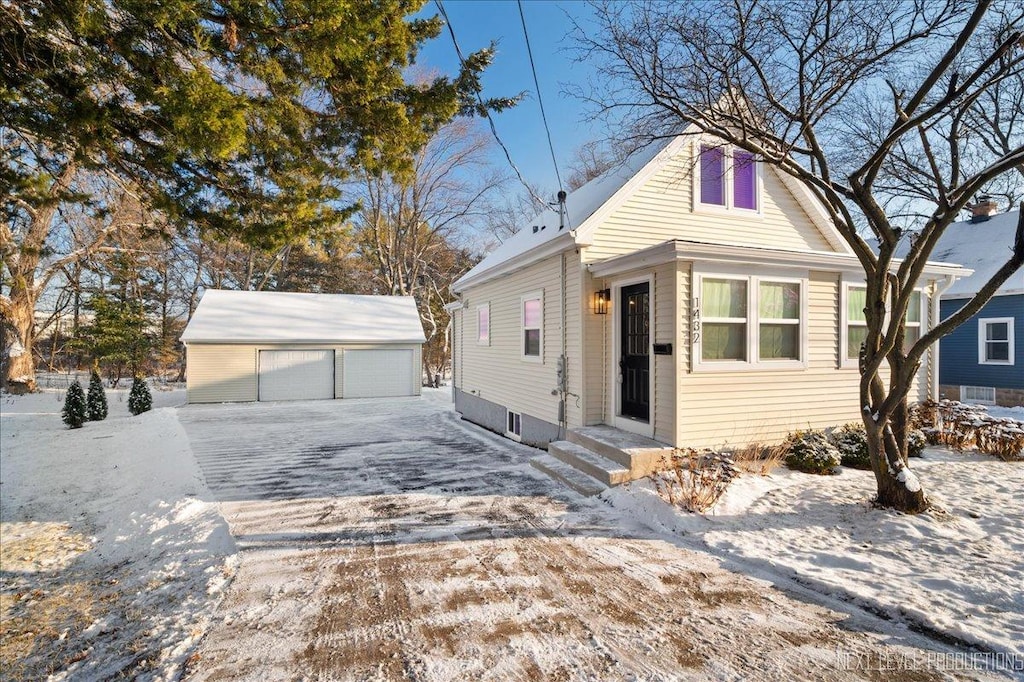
top-left (446, 133), bottom-right (966, 493)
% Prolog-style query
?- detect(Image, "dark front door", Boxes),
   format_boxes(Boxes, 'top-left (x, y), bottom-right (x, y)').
top-left (620, 282), bottom-right (650, 421)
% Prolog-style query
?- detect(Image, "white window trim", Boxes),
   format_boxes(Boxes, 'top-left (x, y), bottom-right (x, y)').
top-left (476, 303), bottom-right (490, 346)
top-left (978, 317), bottom-right (1015, 366)
top-left (505, 409), bottom-right (522, 441)
top-left (521, 291), bottom-right (544, 363)
top-left (840, 282), bottom-right (926, 369)
top-left (692, 140), bottom-right (764, 216)
top-left (692, 267), bottom-right (808, 372)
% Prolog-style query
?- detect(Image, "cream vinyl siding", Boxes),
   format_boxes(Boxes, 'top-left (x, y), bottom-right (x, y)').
top-left (582, 268), bottom-right (607, 425)
top-left (675, 270), bottom-right (927, 448)
top-left (187, 343), bottom-right (422, 403)
top-left (457, 251), bottom-right (583, 428)
top-left (583, 150), bottom-right (836, 264)
top-left (652, 261), bottom-right (677, 443)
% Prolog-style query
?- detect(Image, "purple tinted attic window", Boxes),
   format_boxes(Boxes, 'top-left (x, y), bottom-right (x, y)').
top-left (733, 150), bottom-right (757, 210)
top-left (700, 145), bottom-right (725, 206)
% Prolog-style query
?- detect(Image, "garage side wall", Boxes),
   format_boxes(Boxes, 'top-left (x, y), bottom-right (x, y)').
top-left (186, 344), bottom-right (258, 403)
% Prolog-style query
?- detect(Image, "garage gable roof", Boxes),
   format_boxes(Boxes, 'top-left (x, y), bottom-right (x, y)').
top-left (181, 290), bottom-right (426, 344)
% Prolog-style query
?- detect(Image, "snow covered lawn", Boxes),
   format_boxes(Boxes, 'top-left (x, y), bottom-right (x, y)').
top-left (0, 386), bottom-right (235, 680)
top-left (179, 391), bottom-right (995, 681)
top-left (605, 444), bottom-right (1024, 674)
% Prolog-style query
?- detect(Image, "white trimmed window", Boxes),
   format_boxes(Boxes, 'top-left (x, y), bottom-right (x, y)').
top-left (476, 304), bottom-right (490, 346)
top-left (521, 292), bottom-right (543, 361)
top-left (979, 318), bottom-right (1014, 365)
top-left (961, 385), bottom-right (996, 405)
top-left (842, 285), bottom-right (924, 366)
top-left (696, 272), bottom-right (806, 369)
top-left (843, 285), bottom-right (868, 366)
top-left (695, 143), bottom-right (761, 213)
top-left (506, 409), bottom-right (522, 441)
top-left (904, 291), bottom-right (923, 346)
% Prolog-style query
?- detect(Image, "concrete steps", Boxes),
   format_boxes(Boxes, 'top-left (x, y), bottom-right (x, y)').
top-left (531, 426), bottom-right (675, 496)
top-left (529, 454), bottom-right (607, 497)
top-left (568, 426), bottom-right (672, 479)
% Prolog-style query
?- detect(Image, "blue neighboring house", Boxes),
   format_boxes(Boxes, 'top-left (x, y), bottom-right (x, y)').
top-left (934, 202), bottom-right (1023, 407)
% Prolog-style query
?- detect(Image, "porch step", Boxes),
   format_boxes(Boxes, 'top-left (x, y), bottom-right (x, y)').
top-left (567, 426), bottom-right (673, 479)
top-left (547, 440), bottom-right (632, 486)
top-left (529, 454), bottom-right (607, 497)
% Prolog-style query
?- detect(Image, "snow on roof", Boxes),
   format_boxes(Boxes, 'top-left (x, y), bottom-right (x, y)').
top-left (929, 210), bottom-right (1023, 298)
top-left (454, 138), bottom-right (674, 289)
top-left (181, 290), bottom-right (426, 344)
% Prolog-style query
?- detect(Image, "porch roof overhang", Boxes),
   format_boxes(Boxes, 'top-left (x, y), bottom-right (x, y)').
top-left (586, 239), bottom-right (972, 280)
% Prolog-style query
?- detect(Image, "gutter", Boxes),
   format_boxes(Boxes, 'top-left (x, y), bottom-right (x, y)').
top-left (930, 273), bottom-right (960, 401)
top-left (452, 231), bottom-right (576, 293)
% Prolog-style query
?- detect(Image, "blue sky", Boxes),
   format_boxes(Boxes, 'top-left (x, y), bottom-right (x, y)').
top-left (416, 0), bottom-right (604, 198)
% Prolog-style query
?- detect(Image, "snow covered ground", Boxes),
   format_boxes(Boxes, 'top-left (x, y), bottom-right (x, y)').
top-left (605, 445), bottom-right (1024, 675)
top-left (0, 385), bottom-right (235, 680)
top-left (3, 385), bottom-right (1019, 680)
top-left (178, 391), bottom-right (1002, 681)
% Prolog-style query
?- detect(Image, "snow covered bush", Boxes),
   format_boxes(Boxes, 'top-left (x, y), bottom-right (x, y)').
top-left (128, 377), bottom-right (152, 416)
top-left (652, 448), bottom-right (738, 513)
top-left (87, 369), bottom-right (108, 421)
top-left (784, 429), bottom-right (841, 475)
top-left (829, 423), bottom-right (870, 470)
top-left (907, 429), bottom-right (927, 458)
top-left (62, 380), bottom-right (87, 429)
top-left (914, 400), bottom-right (1023, 461)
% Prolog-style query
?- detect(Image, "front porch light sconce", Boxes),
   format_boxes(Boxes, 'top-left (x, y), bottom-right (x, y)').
top-left (595, 288), bottom-right (611, 315)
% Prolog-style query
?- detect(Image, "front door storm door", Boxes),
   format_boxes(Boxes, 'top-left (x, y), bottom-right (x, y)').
top-left (620, 282), bottom-right (650, 421)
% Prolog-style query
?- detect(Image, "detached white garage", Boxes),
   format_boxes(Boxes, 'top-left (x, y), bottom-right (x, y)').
top-left (181, 290), bottom-right (426, 404)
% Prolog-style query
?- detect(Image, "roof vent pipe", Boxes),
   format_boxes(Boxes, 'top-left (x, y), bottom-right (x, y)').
top-left (970, 195), bottom-right (998, 223)
top-left (532, 225), bottom-right (539, 233)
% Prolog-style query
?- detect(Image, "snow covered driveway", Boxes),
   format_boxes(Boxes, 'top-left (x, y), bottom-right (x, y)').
top-left (181, 391), bottom-right (983, 681)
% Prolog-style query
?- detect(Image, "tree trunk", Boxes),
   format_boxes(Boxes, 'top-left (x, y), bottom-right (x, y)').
top-left (2, 283), bottom-right (39, 393)
top-left (866, 410), bottom-right (928, 513)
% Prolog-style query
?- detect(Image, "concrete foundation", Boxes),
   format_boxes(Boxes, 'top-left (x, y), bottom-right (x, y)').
top-left (453, 388), bottom-right (560, 448)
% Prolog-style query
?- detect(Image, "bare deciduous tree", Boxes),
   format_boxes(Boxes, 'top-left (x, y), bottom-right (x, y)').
top-left (352, 119), bottom-right (502, 381)
top-left (579, 0), bottom-right (1024, 512)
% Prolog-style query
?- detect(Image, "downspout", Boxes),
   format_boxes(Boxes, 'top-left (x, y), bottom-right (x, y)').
top-left (930, 274), bottom-right (959, 401)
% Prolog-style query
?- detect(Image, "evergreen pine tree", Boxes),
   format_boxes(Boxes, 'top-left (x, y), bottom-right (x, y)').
top-left (128, 376), bottom-right (152, 415)
top-left (87, 369), bottom-right (108, 421)
top-left (62, 380), bottom-right (87, 428)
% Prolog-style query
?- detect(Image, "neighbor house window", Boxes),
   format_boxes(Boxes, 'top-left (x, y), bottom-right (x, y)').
top-left (522, 292), bottom-right (543, 360)
top-left (979, 317), bottom-right (1014, 365)
top-left (697, 273), bottom-right (805, 368)
top-left (697, 143), bottom-right (760, 212)
top-left (961, 385), bottom-right (996, 405)
top-left (476, 304), bottom-right (489, 346)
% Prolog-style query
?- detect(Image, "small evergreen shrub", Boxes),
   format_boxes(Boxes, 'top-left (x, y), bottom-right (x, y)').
top-left (62, 380), bottom-right (87, 429)
top-left (128, 376), bottom-right (152, 415)
top-left (87, 369), bottom-right (108, 421)
top-left (907, 429), bottom-right (927, 458)
top-left (830, 423), bottom-right (871, 469)
top-left (784, 429), bottom-right (841, 475)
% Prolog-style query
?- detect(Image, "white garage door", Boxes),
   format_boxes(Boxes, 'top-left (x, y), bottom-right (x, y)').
top-left (343, 349), bottom-right (414, 398)
top-left (258, 350), bottom-right (335, 401)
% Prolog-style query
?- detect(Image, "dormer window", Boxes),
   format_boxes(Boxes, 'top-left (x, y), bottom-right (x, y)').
top-left (696, 143), bottom-right (760, 213)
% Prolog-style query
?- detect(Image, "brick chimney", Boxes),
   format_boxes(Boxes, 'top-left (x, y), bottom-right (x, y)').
top-left (970, 195), bottom-right (999, 223)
